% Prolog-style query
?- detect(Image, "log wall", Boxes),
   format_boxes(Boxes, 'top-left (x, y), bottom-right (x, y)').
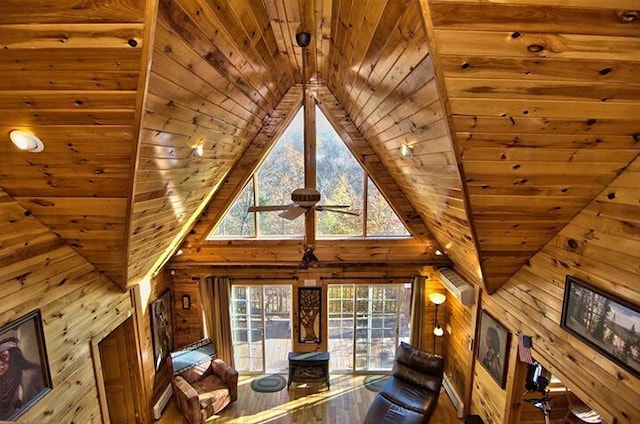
top-left (0, 187), bottom-right (133, 423)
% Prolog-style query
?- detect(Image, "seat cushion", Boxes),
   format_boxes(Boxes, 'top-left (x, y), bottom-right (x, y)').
top-left (192, 375), bottom-right (230, 416)
top-left (380, 377), bottom-right (438, 416)
top-left (364, 393), bottom-right (430, 424)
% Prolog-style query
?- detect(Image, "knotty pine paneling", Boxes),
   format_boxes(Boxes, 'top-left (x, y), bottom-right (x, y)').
top-left (328, 0), bottom-right (482, 288)
top-left (441, 280), bottom-right (477, 412)
top-left (127, 0), bottom-right (294, 287)
top-left (426, 0), bottom-right (640, 289)
top-left (475, 155), bottom-right (640, 424)
top-left (184, 87), bottom-right (303, 244)
top-left (316, 87), bottom-right (436, 243)
top-left (136, 270), bottom-right (174, 408)
top-left (0, 0), bottom-right (147, 287)
top-left (0, 187), bottom-right (134, 423)
top-left (173, 238), bottom-right (449, 267)
top-left (170, 269), bottom-right (206, 348)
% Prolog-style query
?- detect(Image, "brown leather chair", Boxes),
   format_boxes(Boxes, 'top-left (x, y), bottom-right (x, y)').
top-left (364, 342), bottom-right (445, 424)
top-left (168, 339), bottom-right (238, 424)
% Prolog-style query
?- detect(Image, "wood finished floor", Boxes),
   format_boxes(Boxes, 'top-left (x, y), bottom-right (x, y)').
top-left (158, 374), bottom-right (461, 423)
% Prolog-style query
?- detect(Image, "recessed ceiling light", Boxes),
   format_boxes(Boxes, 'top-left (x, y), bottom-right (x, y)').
top-left (9, 130), bottom-right (44, 152)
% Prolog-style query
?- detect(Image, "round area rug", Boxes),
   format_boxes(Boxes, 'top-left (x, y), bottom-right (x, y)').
top-left (251, 374), bottom-right (287, 393)
top-left (363, 375), bottom-right (390, 392)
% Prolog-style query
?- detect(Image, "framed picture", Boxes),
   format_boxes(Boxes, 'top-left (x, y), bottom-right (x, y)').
top-left (0, 310), bottom-right (52, 421)
top-left (182, 294), bottom-right (191, 310)
top-left (477, 310), bottom-right (510, 388)
top-left (151, 290), bottom-right (174, 371)
top-left (298, 287), bottom-right (321, 344)
top-left (561, 275), bottom-right (640, 376)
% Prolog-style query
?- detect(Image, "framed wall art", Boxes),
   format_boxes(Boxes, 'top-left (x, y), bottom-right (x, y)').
top-left (182, 294), bottom-right (191, 310)
top-left (477, 309), bottom-right (510, 388)
top-left (561, 275), bottom-right (640, 376)
top-left (298, 287), bottom-right (321, 344)
top-left (0, 310), bottom-right (52, 421)
top-left (150, 290), bottom-right (174, 371)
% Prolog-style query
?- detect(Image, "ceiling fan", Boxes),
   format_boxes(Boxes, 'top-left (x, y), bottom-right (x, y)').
top-left (248, 188), bottom-right (359, 221)
top-left (247, 30), bottom-right (359, 222)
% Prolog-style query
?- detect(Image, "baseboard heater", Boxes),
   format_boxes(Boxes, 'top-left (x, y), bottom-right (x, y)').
top-left (443, 375), bottom-right (464, 419)
top-left (153, 383), bottom-right (172, 420)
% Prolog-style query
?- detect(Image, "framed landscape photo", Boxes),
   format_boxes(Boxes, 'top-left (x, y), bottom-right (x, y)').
top-left (477, 310), bottom-right (510, 388)
top-left (150, 290), bottom-right (174, 371)
top-left (561, 275), bottom-right (640, 377)
top-left (0, 310), bottom-right (52, 421)
top-left (298, 287), bottom-right (321, 344)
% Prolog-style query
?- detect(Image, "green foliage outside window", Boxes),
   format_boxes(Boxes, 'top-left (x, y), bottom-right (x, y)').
top-left (208, 105), bottom-right (410, 239)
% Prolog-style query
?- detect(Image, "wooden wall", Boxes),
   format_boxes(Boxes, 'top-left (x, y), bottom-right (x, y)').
top-left (170, 269), bottom-right (205, 349)
top-left (128, 0), bottom-right (291, 286)
top-left (0, 0), bottom-right (148, 288)
top-left (440, 279), bottom-right (477, 413)
top-left (470, 156), bottom-right (640, 424)
top-left (134, 270), bottom-right (174, 409)
top-left (168, 265), bottom-right (435, 356)
top-left (327, 0), bottom-right (483, 289)
top-left (0, 187), bottom-right (133, 423)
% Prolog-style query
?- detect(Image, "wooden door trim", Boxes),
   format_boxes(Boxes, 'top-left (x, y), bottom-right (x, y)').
top-left (90, 338), bottom-right (111, 424)
top-left (93, 313), bottom-right (148, 424)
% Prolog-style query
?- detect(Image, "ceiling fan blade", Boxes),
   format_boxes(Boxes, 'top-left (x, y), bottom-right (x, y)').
top-left (279, 205), bottom-right (306, 220)
top-left (315, 206), bottom-right (360, 216)
top-left (315, 204), bottom-right (350, 209)
top-left (248, 205), bottom-right (290, 212)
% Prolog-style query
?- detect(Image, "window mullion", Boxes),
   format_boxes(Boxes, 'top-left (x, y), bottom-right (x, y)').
top-left (252, 175), bottom-right (259, 237)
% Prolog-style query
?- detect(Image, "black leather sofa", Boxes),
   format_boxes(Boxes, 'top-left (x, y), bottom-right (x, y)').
top-left (364, 342), bottom-right (445, 423)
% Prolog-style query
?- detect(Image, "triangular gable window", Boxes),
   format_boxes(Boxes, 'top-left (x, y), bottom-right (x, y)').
top-left (208, 105), bottom-right (410, 239)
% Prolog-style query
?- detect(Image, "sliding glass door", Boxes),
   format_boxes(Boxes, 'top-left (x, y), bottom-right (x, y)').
top-left (230, 285), bottom-right (292, 373)
top-left (328, 283), bottom-right (412, 372)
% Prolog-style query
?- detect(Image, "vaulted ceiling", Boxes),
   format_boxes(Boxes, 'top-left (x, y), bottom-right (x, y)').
top-left (1, 0), bottom-right (638, 293)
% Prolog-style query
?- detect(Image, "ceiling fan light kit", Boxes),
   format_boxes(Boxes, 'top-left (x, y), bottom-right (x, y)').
top-left (295, 31), bottom-right (311, 48)
top-left (301, 247), bottom-right (319, 268)
top-left (291, 188), bottom-right (321, 206)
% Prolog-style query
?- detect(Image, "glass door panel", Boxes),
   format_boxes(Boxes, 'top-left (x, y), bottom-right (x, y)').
top-left (231, 285), bottom-right (292, 373)
top-left (231, 286), bottom-right (264, 372)
top-left (264, 286), bottom-right (292, 373)
top-left (329, 283), bottom-right (412, 372)
top-left (328, 285), bottom-right (355, 371)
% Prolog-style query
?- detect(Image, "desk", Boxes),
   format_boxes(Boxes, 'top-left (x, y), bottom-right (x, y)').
top-left (287, 352), bottom-right (330, 389)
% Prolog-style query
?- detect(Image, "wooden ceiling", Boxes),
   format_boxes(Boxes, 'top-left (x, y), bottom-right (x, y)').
top-left (1, 0), bottom-right (638, 292)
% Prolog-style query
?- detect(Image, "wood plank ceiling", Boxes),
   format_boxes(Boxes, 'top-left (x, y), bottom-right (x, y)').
top-left (425, 0), bottom-right (640, 290)
top-left (1, 0), bottom-right (638, 292)
top-left (0, 0), bottom-right (148, 287)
